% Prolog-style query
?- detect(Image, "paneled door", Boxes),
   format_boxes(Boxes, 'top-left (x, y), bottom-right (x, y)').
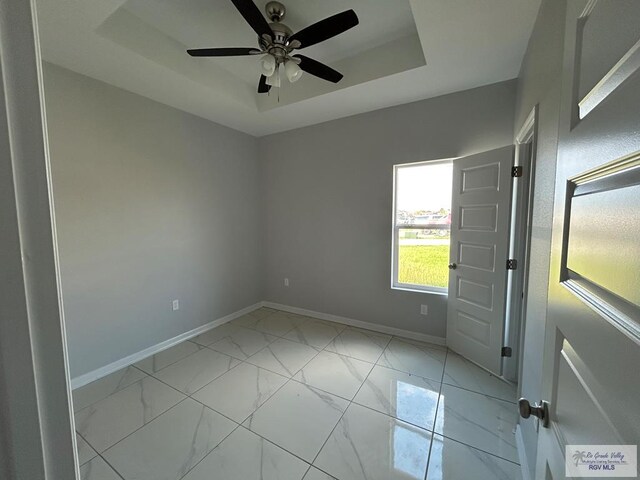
top-left (446, 146), bottom-right (514, 375)
top-left (530, 1), bottom-right (640, 477)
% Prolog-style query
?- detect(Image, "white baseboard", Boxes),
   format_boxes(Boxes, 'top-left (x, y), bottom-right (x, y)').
top-left (70, 302), bottom-right (262, 389)
top-left (262, 301), bottom-right (447, 346)
top-left (71, 300), bottom-right (446, 390)
top-left (515, 424), bottom-right (532, 480)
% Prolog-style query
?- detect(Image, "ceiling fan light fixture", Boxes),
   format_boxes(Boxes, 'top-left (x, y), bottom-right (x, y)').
top-left (266, 64), bottom-right (281, 87)
top-left (186, 1), bottom-right (358, 94)
top-left (284, 59), bottom-right (303, 83)
top-left (260, 54), bottom-right (276, 77)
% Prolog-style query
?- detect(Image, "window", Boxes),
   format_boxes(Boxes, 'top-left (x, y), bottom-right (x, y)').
top-left (392, 160), bottom-right (453, 293)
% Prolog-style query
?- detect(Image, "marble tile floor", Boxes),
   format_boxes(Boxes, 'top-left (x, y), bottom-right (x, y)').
top-left (73, 307), bottom-right (522, 480)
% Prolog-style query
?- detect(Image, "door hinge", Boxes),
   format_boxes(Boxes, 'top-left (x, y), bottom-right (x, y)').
top-left (511, 166), bottom-right (523, 178)
top-left (501, 346), bottom-right (513, 357)
top-left (506, 259), bottom-right (518, 270)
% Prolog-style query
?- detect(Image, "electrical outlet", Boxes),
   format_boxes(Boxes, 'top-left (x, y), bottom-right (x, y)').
top-left (284, 278), bottom-right (289, 287)
top-left (420, 304), bottom-right (428, 316)
top-left (172, 299), bottom-right (180, 311)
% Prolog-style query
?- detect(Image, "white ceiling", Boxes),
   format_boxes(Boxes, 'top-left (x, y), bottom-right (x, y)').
top-left (35, 0), bottom-right (541, 136)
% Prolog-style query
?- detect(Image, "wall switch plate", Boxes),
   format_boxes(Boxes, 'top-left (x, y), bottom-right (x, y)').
top-left (172, 299), bottom-right (179, 311)
top-left (420, 305), bottom-right (428, 315)
top-left (284, 278), bottom-right (289, 287)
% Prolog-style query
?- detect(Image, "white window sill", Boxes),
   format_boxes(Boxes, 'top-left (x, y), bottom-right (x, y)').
top-left (391, 285), bottom-right (448, 296)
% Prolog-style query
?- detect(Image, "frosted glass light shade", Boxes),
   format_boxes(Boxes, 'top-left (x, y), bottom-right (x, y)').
top-left (284, 60), bottom-right (303, 82)
top-left (260, 55), bottom-right (276, 77)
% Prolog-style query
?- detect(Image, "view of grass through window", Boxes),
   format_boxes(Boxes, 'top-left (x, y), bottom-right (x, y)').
top-left (394, 161), bottom-right (453, 290)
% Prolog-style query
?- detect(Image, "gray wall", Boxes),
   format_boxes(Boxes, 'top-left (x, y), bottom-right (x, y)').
top-left (43, 64), bottom-right (263, 378)
top-left (259, 81), bottom-right (516, 339)
top-left (513, 0), bottom-right (566, 477)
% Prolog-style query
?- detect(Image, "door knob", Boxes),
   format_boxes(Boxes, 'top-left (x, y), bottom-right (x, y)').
top-left (448, 263), bottom-right (457, 270)
top-left (518, 398), bottom-right (550, 428)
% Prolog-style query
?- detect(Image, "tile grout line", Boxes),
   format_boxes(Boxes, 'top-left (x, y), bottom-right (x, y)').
top-left (74, 375), bottom-right (189, 449)
top-left (147, 355), bottom-right (244, 400)
top-left (96, 396), bottom-right (192, 456)
top-left (311, 333), bottom-right (445, 478)
top-left (103, 315), bottom-right (427, 473)
top-left (160, 352), bottom-right (324, 480)
top-left (95, 451), bottom-right (127, 480)
top-left (89, 371), bottom-right (249, 480)
top-left (317, 327), bottom-right (519, 430)
top-left (77, 308), bottom-right (400, 405)
top-left (72, 367), bottom-right (150, 415)
top-left (307, 332), bottom-right (394, 474)
top-left (423, 346), bottom-right (450, 480)
top-left (183, 315), bottom-right (327, 407)
top-left (428, 431), bottom-right (523, 466)
top-left (283, 373), bottom-right (444, 437)
top-left (72, 309), bottom-right (413, 479)
top-left (75, 308), bottom-right (423, 413)
top-left (75, 430), bottom-right (98, 468)
top-left (78, 362), bottom-right (245, 471)
top-left (236, 312), bottom-right (512, 406)
top-left (438, 354), bottom-right (522, 465)
top-left (84, 365), bottom-right (443, 480)
top-left (439, 381), bottom-right (518, 404)
top-left (89, 396), bottom-right (195, 479)
top-left (219, 319), bottom-right (391, 475)
top-left (75, 353), bottom-right (201, 414)
top-left (72, 334), bottom-right (235, 415)
top-left (422, 348), bottom-right (522, 477)
top-left (176, 325), bottom-right (335, 477)
top-left (173, 422), bottom-right (244, 480)
top-left (180, 353), bottom-right (333, 478)
top-left (201, 310), bottom-right (324, 369)
top-left (132, 339), bottom-right (205, 376)
top-left (165, 323), bottom-right (319, 480)
top-left (75, 308), bottom-right (518, 479)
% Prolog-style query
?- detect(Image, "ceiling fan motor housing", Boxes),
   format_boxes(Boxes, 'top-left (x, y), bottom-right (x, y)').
top-left (260, 2), bottom-right (295, 64)
top-left (264, 22), bottom-right (292, 47)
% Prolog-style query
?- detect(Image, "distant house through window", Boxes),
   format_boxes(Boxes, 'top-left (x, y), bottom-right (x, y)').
top-left (392, 160), bottom-right (453, 293)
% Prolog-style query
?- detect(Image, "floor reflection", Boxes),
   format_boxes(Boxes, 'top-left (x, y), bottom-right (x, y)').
top-left (395, 380), bottom-right (439, 429)
top-left (393, 421), bottom-right (431, 479)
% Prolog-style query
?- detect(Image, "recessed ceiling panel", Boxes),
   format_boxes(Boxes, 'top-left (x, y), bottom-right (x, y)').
top-left (100, 0), bottom-right (424, 107)
top-left (35, 0), bottom-right (541, 135)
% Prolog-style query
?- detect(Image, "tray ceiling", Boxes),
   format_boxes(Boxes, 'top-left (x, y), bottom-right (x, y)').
top-left (35, 0), bottom-right (541, 136)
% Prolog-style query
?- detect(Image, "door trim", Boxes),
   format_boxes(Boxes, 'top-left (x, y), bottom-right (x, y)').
top-left (0, 0), bottom-right (77, 478)
top-left (504, 106), bottom-right (538, 382)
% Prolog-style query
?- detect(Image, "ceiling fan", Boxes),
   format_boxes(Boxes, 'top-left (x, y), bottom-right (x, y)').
top-left (187, 0), bottom-right (359, 93)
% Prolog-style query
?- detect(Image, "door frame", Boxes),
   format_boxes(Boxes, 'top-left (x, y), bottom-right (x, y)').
top-left (503, 107), bottom-right (538, 383)
top-left (0, 0), bottom-right (78, 478)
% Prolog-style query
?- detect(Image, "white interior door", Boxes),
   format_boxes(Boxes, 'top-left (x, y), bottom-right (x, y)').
top-left (531, 1), bottom-right (640, 477)
top-left (446, 145), bottom-right (514, 375)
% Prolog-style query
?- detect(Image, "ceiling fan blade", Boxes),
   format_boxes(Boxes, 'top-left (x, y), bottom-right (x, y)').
top-left (258, 75), bottom-right (271, 93)
top-left (230, 0), bottom-right (273, 39)
top-left (187, 47), bottom-right (261, 57)
top-left (289, 10), bottom-right (358, 49)
top-left (293, 55), bottom-right (343, 83)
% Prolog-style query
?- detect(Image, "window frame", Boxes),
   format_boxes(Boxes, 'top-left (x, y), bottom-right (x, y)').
top-left (391, 159), bottom-right (453, 295)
